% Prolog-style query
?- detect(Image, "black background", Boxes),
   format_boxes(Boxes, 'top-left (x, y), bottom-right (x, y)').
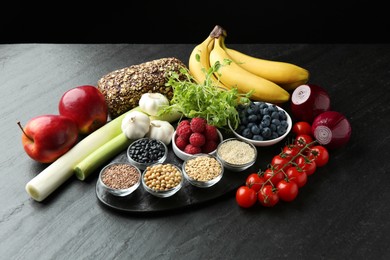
top-left (1, 1), bottom-right (388, 44)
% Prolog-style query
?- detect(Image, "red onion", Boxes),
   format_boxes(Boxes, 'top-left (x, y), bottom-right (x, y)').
top-left (311, 111), bottom-right (352, 150)
top-left (291, 84), bottom-right (331, 123)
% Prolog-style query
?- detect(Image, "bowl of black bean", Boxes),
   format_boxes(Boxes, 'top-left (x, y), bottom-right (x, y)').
top-left (126, 138), bottom-right (168, 170)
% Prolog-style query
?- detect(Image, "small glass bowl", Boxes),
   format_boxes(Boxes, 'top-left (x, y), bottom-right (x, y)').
top-left (141, 163), bottom-right (184, 198)
top-left (216, 138), bottom-right (257, 172)
top-left (98, 162), bottom-right (141, 197)
top-left (127, 138), bottom-right (168, 170)
top-left (182, 153), bottom-right (224, 188)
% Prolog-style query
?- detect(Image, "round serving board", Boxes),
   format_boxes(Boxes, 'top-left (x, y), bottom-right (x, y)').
top-left (96, 128), bottom-right (286, 214)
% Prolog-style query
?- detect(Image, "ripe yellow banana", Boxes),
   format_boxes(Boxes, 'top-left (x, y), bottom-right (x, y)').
top-left (209, 33), bottom-right (290, 104)
top-left (222, 40), bottom-right (309, 91)
top-left (188, 35), bottom-right (228, 90)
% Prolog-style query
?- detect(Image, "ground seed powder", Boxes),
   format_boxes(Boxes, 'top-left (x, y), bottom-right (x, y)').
top-left (217, 140), bottom-right (255, 165)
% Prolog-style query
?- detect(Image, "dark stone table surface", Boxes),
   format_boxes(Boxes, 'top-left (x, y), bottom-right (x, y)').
top-left (1, 43), bottom-right (389, 259)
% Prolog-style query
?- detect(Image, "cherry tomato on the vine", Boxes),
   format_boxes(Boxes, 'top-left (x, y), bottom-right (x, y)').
top-left (295, 134), bottom-right (314, 149)
top-left (307, 145), bottom-right (329, 167)
top-left (258, 185), bottom-right (279, 207)
top-left (286, 166), bottom-right (307, 188)
top-left (276, 180), bottom-right (299, 202)
top-left (245, 173), bottom-right (265, 192)
top-left (236, 186), bottom-right (257, 208)
top-left (263, 168), bottom-right (284, 186)
top-left (282, 144), bottom-right (300, 160)
top-left (292, 121), bottom-right (312, 136)
top-left (271, 154), bottom-right (290, 171)
top-left (295, 155), bottom-right (317, 176)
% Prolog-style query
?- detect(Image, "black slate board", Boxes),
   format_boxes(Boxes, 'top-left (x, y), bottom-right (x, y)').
top-left (95, 128), bottom-right (282, 214)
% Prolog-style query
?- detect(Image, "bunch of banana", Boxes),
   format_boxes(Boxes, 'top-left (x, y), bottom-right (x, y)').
top-left (188, 25), bottom-right (310, 104)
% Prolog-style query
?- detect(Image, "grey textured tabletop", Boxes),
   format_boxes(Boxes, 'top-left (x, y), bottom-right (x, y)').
top-left (1, 43), bottom-right (389, 259)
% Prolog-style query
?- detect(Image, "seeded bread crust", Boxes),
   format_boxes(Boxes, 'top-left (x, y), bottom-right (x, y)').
top-left (97, 57), bottom-right (187, 119)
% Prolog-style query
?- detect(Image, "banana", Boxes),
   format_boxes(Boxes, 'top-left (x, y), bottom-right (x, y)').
top-left (188, 35), bottom-right (228, 90)
top-left (209, 32), bottom-right (290, 104)
top-left (223, 43), bottom-right (309, 91)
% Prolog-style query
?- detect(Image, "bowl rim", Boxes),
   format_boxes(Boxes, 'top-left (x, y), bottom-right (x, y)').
top-left (228, 101), bottom-right (292, 146)
top-left (216, 138), bottom-right (257, 168)
top-left (181, 153), bottom-right (224, 186)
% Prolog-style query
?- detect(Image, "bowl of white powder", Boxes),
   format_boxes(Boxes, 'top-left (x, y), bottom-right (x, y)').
top-left (216, 138), bottom-right (257, 172)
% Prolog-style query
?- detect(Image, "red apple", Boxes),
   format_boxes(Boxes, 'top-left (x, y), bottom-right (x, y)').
top-left (18, 115), bottom-right (79, 163)
top-left (58, 85), bottom-right (108, 135)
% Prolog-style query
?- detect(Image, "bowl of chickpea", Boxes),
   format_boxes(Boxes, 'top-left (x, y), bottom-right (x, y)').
top-left (141, 163), bottom-right (184, 198)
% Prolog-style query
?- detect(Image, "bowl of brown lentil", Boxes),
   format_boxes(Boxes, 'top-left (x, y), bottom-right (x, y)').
top-left (216, 138), bottom-right (257, 172)
top-left (182, 153), bottom-right (224, 188)
top-left (141, 163), bottom-right (184, 198)
top-left (98, 162), bottom-right (142, 197)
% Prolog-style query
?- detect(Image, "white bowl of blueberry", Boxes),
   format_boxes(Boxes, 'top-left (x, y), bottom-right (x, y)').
top-left (228, 101), bottom-right (292, 147)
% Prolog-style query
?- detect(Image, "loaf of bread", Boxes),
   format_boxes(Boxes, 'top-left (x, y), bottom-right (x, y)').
top-left (97, 57), bottom-right (187, 119)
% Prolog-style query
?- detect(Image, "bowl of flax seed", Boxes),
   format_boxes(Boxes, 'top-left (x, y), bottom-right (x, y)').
top-left (216, 138), bottom-right (257, 172)
top-left (99, 162), bottom-right (141, 197)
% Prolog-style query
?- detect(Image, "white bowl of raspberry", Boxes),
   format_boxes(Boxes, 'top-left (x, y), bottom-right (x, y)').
top-left (171, 118), bottom-right (223, 161)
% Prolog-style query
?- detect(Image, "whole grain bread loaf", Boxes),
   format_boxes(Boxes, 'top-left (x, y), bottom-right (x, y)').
top-left (97, 57), bottom-right (187, 119)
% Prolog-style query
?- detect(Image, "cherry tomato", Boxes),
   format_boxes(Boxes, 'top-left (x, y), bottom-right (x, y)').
top-left (307, 145), bottom-right (329, 167)
top-left (258, 185), bottom-right (279, 207)
top-left (276, 179), bottom-right (299, 202)
top-left (286, 166), bottom-right (307, 188)
top-left (236, 186), bottom-right (257, 208)
top-left (263, 168), bottom-right (284, 186)
top-left (295, 155), bottom-right (317, 176)
top-left (292, 121), bottom-right (312, 136)
top-left (271, 154), bottom-right (290, 171)
top-left (245, 173), bottom-right (265, 192)
top-left (294, 134), bottom-right (314, 153)
top-left (282, 144), bottom-right (300, 160)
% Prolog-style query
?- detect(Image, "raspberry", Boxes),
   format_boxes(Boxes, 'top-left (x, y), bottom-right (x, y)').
top-left (189, 132), bottom-right (206, 147)
top-left (175, 135), bottom-right (188, 151)
top-left (202, 140), bottom-right (218, 153)
top-left (184, 144), bottom-right (202, 154)
top-left (204, 124), bottom-right (219, 141)
top-left (176, 123), bottom-right (192, 140)
top-left (178, 119), bottom-right (190, 127)
top-left (190, 117), bottom-right (207, 133)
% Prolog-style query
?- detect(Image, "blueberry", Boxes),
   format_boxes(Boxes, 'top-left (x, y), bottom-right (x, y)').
top-left (263, 114), bottom-right (271, 121)
top-left (251, 125), bottom-right (261, 135)
top-left (277, 125), bottom-right (287, 135)
top-left (248, 114), bottom-right (258, 122)
top-left (278, 111), bottom-right (287, 120)
top-left (271, 132), bottom-right (279, 139)
top-left (242, 128), bottom-right (253, 139)
top-left (271, 119), bottom-right (281, 126)
top-left (281, 120), bottom-right (288, 128)
top-left (261, 119), bottom-right (270, 127)
top-left (261, 127), bottom-right (271, 138)
top-left (253, 135), bottom-right (264, 141)
top-left (271, 111), bottom-right (279, 119)
top-left (270, 123), bottom-right (276, 132)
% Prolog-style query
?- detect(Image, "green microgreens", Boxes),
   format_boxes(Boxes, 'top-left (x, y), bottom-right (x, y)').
top-left (159, 59), bottom-right (251, 129)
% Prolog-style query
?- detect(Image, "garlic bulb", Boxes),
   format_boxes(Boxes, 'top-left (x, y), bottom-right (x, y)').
top-left (146, 120), bottom-right (175, 145)
top-left (139, 93), bottom-right (169, 116)
top-left (121, 111), bottom-right (150, 139)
